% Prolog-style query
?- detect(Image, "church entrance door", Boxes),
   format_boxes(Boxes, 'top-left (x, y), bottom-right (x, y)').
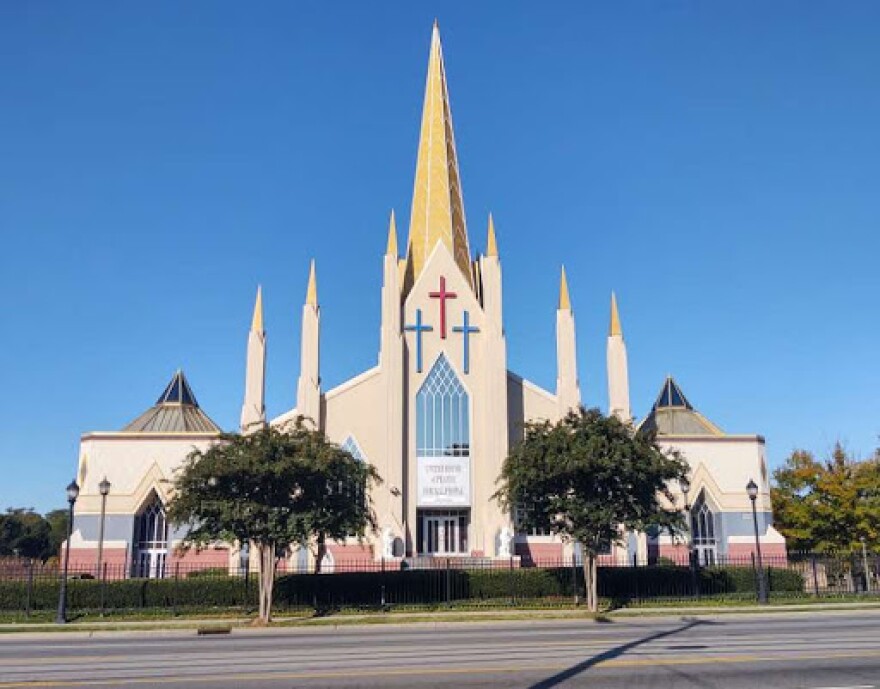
top-left (419, 510), bottom-right (468, 555)
top-left (136, 549), bottom-right (167, 579)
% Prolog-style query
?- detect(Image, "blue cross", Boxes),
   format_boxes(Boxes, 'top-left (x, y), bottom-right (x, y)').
top-left (404, 308), bottom-right (433, 373)
top-left (452, 310), bottom-right (480, 374)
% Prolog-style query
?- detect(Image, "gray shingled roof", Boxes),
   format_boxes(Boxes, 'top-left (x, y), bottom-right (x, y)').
top-left (122, 370), bottom-right (222, 434)
top-left (638, 377), bottom-right (723, 437)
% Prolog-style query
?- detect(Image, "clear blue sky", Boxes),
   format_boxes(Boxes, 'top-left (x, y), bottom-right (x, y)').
top-left (2, 2), bottom-right (878, 513)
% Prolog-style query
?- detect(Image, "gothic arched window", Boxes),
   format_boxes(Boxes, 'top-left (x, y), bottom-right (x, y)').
top-left (691, 491), bottom-right (718, 565)
top-left (133, 494), bottom-right (168, 578)
top-left (416, 354), bottom-right (470, 457)
top-left (341, 436), bottom-right (366, 462)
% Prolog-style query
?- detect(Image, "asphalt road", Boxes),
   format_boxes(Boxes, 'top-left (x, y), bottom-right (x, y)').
top-left (0, 611), bottom-right (878, 688)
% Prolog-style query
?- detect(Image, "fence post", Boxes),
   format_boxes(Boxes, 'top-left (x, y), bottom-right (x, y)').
top-left (509, 556), bottom-right (515, 607)
top-left (445, 558), bottom-right (451, 606)
top-left (690, 550), bottom-right (701, 601)
top-left (572, 552), bottom-right (579, 606)
top-left (243, 560), bottom-right (249, 610)
top-left (750, 552), bottom-right (760, 603)
top-left (632, 553), bottom-right (640, 603)
top-left (380, 557), bottom-right (386, 608)
top-left (100, 562), bottom-right (108, 617)
top-left (811, 554), bottom-right (820, 597)
top-left (25, 560), bottom-right (34, 618)
top-left (172, 563), bottom-right (179, 617)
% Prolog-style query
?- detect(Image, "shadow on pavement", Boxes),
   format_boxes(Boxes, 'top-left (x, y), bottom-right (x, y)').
top-left (528, 618), bottom-right (709, 689)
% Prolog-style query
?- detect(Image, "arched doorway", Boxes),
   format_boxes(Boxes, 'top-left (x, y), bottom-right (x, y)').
top-left (133, 494), bottom-right (168, 578)
top-left (691, 491), bottom-right (718, 566)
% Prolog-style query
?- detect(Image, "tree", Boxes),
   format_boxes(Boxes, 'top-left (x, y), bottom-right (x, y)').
top-left (772, 444), bottom-right (880, 552)
top-left (495, 408), bottom-right (689, 612)
top-left (167, 419), bottom-right (381, 624)
top-left (44, 509), bottom-right (70, 560)
top-left (0, 509), bottom-right (52, 560)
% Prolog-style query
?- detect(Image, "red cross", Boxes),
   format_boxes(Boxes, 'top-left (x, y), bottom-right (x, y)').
top-left (429, 276), bottom-right (457, 339)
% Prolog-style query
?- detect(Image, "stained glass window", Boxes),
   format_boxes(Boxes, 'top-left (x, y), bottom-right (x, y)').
top-left (341, 436), bottom-right (365, 462)
top-left (416, 354), bottom-right (470, 457)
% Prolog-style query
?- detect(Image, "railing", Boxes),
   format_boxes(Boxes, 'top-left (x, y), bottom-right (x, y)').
top-left (0, 551), bottom-right (877, 616)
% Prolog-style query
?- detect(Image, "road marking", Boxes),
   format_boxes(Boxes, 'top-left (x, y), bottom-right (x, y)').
top-left (0, 649), bottom-right (878, 687)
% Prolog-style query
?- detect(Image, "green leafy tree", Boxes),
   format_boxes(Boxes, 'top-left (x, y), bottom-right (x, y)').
top-left (495, 408), bottom-right (689, 612)
top-left (168, 419), bottom-right (381, 624)
top-left (772, 444), bottom-right (880, 552)
top-left (44, 509), bottom-right (69, 560)
top-left (770, 450), bottom-right (823, 551)
top-left (0, 509), bottom-right (52, 560)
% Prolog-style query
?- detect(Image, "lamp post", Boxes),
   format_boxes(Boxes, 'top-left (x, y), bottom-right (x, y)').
top-left (56, 479), bottom-right (80, 624)
top-left (96, 477), bottom-right (111, 577)
top-left (680, 477), bottom-right (699, 598)
top-left (746, 479), bottom-right (768, 604)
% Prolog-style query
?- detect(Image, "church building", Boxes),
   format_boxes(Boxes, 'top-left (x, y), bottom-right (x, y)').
top-left (67, 24), bottom-right (785, 575)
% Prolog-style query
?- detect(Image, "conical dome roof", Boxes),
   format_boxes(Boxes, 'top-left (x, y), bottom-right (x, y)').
top-left (638, 376), bottom-right (723, 437)
top-left (122, 370), bottom-right (221, 433)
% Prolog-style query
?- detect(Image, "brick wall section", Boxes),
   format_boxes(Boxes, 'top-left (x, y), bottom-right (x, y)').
top-left (727, 542), bottom-right (788, 564)
top-left (516, 542), bottom-right (563, 566)
top-left (657, 544), bottom-right (691, 565)
top-left (168, 547), bottom-right (230, 569)
top-left (327, 543), bottom-right (374, 568)
top-left (67, 547), bottom-right (128, 577)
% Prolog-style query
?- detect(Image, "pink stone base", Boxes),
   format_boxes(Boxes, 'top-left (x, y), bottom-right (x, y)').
top-left (516, 542), bottom-right (563, 566)
top-left (324, 543), bottom-right (374, 570)
top-left (168, 547), bottom-right (230, 569)
top-left (727, 542), bottom-right (788, 566)
top-left (66, 548), bottom-right (129, 578)
top-left (657, 544), bottom-right (692, 566)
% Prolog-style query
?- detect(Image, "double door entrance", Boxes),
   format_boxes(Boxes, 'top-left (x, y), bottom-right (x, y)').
top-left (418, 510), bottom-right (468, 555)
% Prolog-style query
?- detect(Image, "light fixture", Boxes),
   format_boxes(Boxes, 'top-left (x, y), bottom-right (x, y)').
top-left (746, 479), bottom-right (758, 501)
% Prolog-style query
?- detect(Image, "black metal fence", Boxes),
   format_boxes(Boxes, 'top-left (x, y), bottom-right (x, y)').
top-left (0, 551), bottom-right (877, 617)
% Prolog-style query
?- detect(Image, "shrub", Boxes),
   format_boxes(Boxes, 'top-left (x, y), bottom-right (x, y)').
top-left (0, 563), bottom-right (805, 612)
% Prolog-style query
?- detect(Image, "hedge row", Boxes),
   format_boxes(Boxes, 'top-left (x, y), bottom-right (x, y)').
top-left (0, 565), bottom-right (804, 612)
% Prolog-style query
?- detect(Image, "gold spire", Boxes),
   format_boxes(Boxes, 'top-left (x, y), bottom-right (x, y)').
top-left (251, 285), bottom-right (264, 332)
top-left (386, 210), bottom-right (398, 257)
top-left (559, 266), bottom-right (571, 310)
top-left (405, 22), bottom-right (472, 288)
top-left (610, 291), bottom-right (622, 337)
top-left (486, 213), bottom-right (498, 257)
top-left (305, 260), bottom-right (318, 307)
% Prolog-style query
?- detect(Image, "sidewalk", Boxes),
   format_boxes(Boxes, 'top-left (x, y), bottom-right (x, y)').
top-left (2, 601), bottom-right (880, 636)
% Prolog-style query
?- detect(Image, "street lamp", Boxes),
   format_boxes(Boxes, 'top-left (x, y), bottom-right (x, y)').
top-left (746, 479), bottom-right (768, 604)
top-left (56, 479), bottom-right (80, 624)
top-left (96, 477), bottom-right (111, 577)
top-left (680, 477), bottom-right (699, 597)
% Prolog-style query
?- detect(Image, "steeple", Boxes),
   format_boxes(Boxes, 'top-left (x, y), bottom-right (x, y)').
top-left (297, 261), bottom-right (321, 428)
top-left (556, 266), bottom-right (580, 416)
top-left (405, 22), bottom-right (472, 290)
top-left (251, 285), bottom-right (264, 333)
top-left (486, 213), bottom-right (498, 257)
top-left (386, 210), bottom-right (398, 257)
top-left (305, 259), bottom-right (318, 307)
top-left (241, 286), bottom-right (267, 432)
top-left (606, 291), bottom-right (631, 422)
top-left (558, 266), bottom-right (571, 311)
top-left (609, 291), bottom-right (622, 337)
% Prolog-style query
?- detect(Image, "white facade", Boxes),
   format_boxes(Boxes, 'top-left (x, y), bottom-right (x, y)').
top-left (67, 24), bottom-right (785, 572)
